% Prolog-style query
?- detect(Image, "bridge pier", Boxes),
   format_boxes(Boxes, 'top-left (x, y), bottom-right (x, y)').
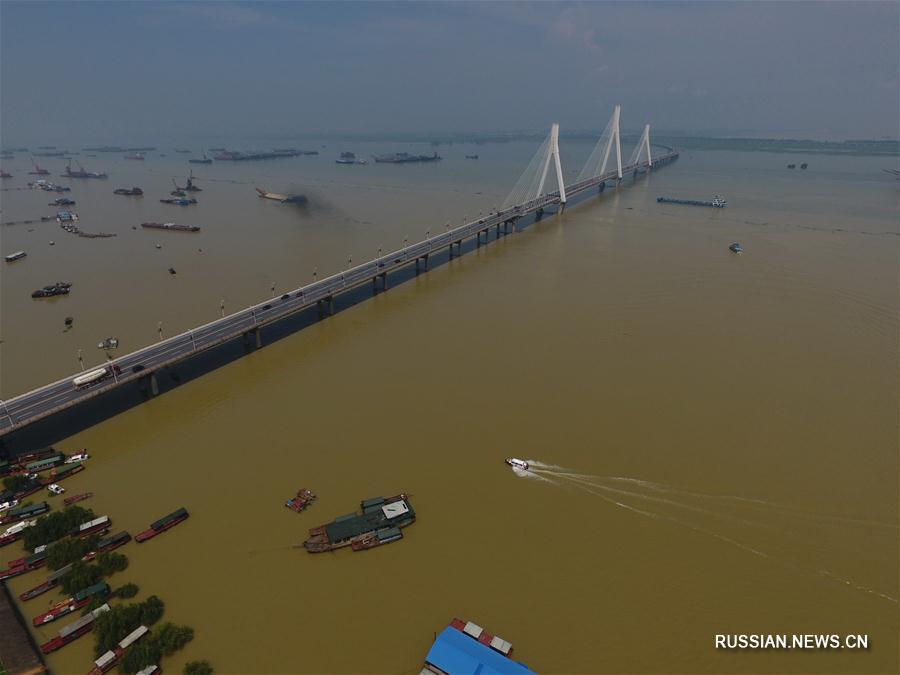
top-left (415, 254), bottom-right (428, 273)
top-left (535, 208), bottom-right (544, 221)
top-left (145, 372), bottom-right (159, 397)
top-left (372, 272), bottom-right (388, 293)
top-left (316, 298), bottom-right (334, 317)
top-left (598, 181), bottom-right (606, 193)
top-left (449, 240), bottom-right (462, 258)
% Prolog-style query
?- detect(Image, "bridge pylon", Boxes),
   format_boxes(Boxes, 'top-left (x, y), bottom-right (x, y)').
top-left (629, 123), bottom-right (653, 168)
top-left (577, 104), bottom-right (623, 183)
top-left (503, 122), bottom-right (567, 209)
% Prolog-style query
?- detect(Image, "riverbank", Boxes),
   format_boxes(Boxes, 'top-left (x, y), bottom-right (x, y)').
top-left (0, 583), bottom-right (45, 675)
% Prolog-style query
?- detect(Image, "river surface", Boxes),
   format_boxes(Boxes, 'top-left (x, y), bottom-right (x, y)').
top-left (1, 142), bottom-right (898, 674)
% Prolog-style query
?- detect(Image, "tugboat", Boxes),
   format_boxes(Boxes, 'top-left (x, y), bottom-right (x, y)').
top-left (285, 488), bottom-right (316, 513)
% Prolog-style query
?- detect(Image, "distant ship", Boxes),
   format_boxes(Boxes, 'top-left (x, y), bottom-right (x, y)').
top-left (256, 187), bottom-right (307, 204)
top-left (373, 151), bottom-right (442, 164)
top-left (29, 161), bottom-right (50, 175)
top-left (335, 152), bottom-right (367, 165)
top-left (124, 153), bottom-right (145, 160)
top-left (188, 152), bottom-right (212, 164)
top-left (62, 160), bottom-right (107, 179)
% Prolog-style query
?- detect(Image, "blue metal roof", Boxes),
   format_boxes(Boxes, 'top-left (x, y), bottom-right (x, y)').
top-left (425, 627), bottom-right (537, 675)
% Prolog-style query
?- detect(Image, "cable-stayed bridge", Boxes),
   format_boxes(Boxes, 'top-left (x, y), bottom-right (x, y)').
top-left (0, 106), bottom-right (678, 440)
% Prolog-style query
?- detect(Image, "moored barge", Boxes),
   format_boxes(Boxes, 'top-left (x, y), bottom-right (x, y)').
top-left (20, 562), bottom-right (75, 601)
top-left (135, 507), bottom-right (189, 542)
top-left (657, 195), bottom-right (727, 208)
top-left (0, 501), bottom-right (49, 526)
top-left (303, 494), bottom-right (415, 553)
top-left (32, 581), bottom-right (109, 626)
top-left (40, 603), bottom-right (110, 653)
top-left (89, 625), bottom-right (149, 675)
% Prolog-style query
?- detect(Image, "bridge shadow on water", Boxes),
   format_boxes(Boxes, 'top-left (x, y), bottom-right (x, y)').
top-left (1, 171), bottom-right (660, 458)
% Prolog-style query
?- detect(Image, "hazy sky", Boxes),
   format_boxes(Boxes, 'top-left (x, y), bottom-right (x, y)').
top-left (2, 1), bottom-right (898, 143)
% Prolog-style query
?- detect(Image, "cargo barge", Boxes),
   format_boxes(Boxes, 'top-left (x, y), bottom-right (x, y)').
top-left (20, 532), bottom-right (128, 601)
top-left (88, 625), bottom-right (149, 675)
top-left (64, 492), bottom-right (93, 506)
top-left (0, 502), bottom-right (49, 526)
top-left (656, 195), bottom-right (727, 208)
top-left (20, 562), bottom-right (75, 601)
top-left (303, 494), bottom-right (415, 553)
top-left (0, 550), bottom-right (46, 580)
top-left (40, 603), bottom-right (110, 653)
top-left (135, 507), bottom-right (189, 542)
top-left (0, 520), bottom-right (36, 549)
top-left (141, 222), bottom-right (200, 232)
top-left (32, 581), bottom-right (108, 626)
top-left (373, 152), bottom-right (441, 163)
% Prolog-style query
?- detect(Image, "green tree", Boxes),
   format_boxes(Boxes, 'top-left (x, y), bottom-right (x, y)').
top-left (22, 505), bottom-right (95, 550)
top-left (183, 661), bottom-right (213, 675)
top-left (46, 534), bottom-right (99, 569)
top-left (59, 561), bottom-right (101, 595)
top-left (115, 583), bottom-right (139, 599)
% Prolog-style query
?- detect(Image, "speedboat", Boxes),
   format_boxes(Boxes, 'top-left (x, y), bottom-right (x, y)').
top-left (65, 451), bottom-right (90, 464)
top-left (728, 242), bottom-right (743, 254)
top-left (47, 483), bottom-right (66, 496)
top-left (0, 499), bottom-right (18, 512)
top-left (505, 458), bottom-right (529, 471)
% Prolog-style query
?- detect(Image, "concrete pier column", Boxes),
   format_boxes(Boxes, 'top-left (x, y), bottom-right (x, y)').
top-left (381, 272), bottom-right (388, 290)
top-left (316, 300), bottom-right (325, 318)
top-left (149, 373), bottom-right (159, 397)
top-left (535, 208), bottom-right (544, 221)
top-left (327, 296), bottom-right (335, 315)
top-left (254, 327), bottom-right (262, 349)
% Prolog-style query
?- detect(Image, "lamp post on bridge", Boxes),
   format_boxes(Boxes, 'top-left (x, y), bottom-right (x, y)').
top-left (270, 283), bottom-right (276, 298)
top-left (157, 322), bottom-right (163, 341)
top-left (220, 299), bottom-right (225, 318)
top-left (77, 349), bottom-right (84, 372)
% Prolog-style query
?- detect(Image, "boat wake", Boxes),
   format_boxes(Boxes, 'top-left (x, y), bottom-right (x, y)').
top-left (521, 462), bottom-right (898, 605)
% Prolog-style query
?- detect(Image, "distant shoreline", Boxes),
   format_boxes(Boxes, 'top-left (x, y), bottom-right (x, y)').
top-left (3, 135), bottom-right (897, 158)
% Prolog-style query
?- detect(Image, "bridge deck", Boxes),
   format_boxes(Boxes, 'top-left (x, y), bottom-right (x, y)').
top-left (0, 152), bottom-right (678, 436)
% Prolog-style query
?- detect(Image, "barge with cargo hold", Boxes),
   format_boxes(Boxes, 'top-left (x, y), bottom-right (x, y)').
top-left (657, 195), bottom-right (727, 208)
top-left (141, 222), bottom-right (200, 232)
top-left (40, 603), bottom-right (110, 653)
top-left (303, 494), bottom-right (414, 553)
top-left (32, 581), bottom-right (108, 626)
top-left (135, 507), bottom-right (188, 542)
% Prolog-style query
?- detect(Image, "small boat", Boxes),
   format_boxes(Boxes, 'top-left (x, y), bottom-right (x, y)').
top-left (5, 251), bottom-right (27, 262)
top-left (159, 197), bottom-right (196, 205)
top-left (729, 242), bottom-right (743, 254)
top-left (505, 458), bottom-right (529, 471)
top-left (124, 153), bottom-right (144, 160)
top-left (286, 488), bottom-right (317, 513)
top-left (465, 155), bottom-right (479, 159)
top-left (98, 337), bottom-right (119, 350)
top-left (113, 187), bottom-right (143, 196)
top-left (47, 484), bottom-right (66, 496)
top-left (787, 164), bottom-right (796, 169)
top-left (65, 451), bottom-right (90, 463)
top-left (0, 171), bottom-right (12, 178)
top-left (800, 163), bottom-right (808, 169)
top-left (50, 197), bottom-right (76, 206)
top-left (63, 492), bottom-right (93, 506)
